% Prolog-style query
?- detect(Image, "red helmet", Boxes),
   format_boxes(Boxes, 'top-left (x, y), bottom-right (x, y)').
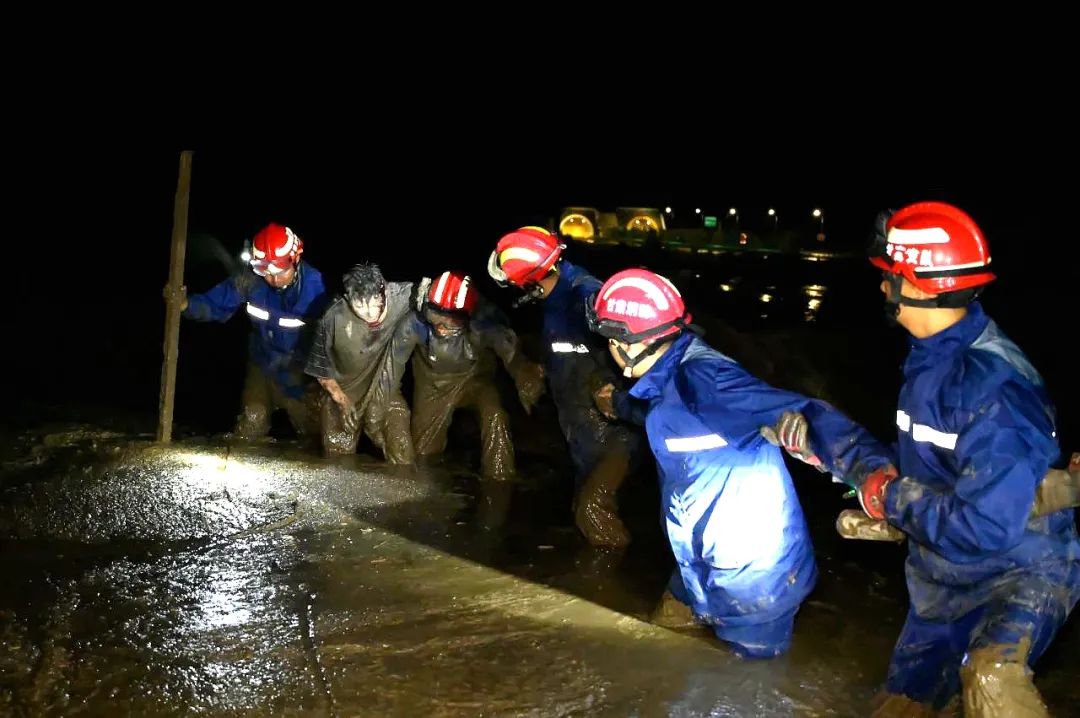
top-left (870, 202), bottom-right (995, 294)
top-left (587, 269), bottom-right (691, 345)
top-left (488, 227), bottom-right (565, 287)
top-left (250, 223), bottom-right (303, 276)
top-left (426, 270), bottom-right (478, 314)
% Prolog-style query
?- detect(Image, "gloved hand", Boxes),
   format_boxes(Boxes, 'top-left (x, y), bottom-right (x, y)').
top-left (593, 383), bottom-right (618, 420)
top-left (341, 404), bottom-right (362, 434)
top-left (839, 454), bottom-right (1080, 542)
top-left (514, 361), bottom-right (546, 415)
top-left (1032, 453), bottom-right (1080, 517)
top-left (760, 411), bottom-right (823, 467)
top-left (835, 509), bottom-right (906, 542)
top-left (856, 465), bottom-right (898, 520)
top-left (163, 284), bottom-right (188, 311)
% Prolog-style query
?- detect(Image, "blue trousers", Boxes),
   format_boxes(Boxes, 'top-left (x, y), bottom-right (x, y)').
top-left (885, 568), bottom-right (1077, 709)
top-left (668, 572), bottom-right (800, 659)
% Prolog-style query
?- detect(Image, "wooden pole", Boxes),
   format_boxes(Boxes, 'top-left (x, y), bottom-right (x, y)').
top-left (157, 151), bottom-right (193, 443)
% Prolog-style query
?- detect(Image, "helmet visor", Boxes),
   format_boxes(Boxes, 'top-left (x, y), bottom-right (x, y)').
top-left (584, 295), bottom-right (633, 341)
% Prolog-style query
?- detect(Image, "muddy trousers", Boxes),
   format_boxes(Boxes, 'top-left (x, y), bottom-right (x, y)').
top-left (573, 449), bottom-right (632, 548)
top-left (666, 566), bottom-right (804, 659)
top-left (411, 376), bottom-right (514, 482)
top-left (876, 571), bottom-right (1076, 717)
top-left (236, 362), bottom-right (319, 440)
top-left (319, 392), bottom-right (414, 464)
top-left (557, 406), bottom-right (638, 549)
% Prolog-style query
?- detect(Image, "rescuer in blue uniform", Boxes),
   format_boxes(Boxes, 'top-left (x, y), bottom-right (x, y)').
top-left (177, 222), bottom-right (328, 440)
top-left (762, 202), bottom-right (1080, 716)
top-left (583, 267), bottom-right (879, 658)
top-left (488, 227), bottom-right (642, 548)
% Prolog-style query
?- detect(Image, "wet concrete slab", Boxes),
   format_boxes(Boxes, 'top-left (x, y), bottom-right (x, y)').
top-left (0, 429), bottom-right (1076, 716)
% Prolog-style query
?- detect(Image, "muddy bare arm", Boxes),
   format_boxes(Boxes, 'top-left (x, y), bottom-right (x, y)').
top-left (318, 377), bottom-right (351, 410)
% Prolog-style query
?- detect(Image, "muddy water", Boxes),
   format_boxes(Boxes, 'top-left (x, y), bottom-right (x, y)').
top-left (0, 422), bottom-right (1076, 715)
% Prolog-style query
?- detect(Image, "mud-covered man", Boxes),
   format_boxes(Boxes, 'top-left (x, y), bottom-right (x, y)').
top-left (305, 263), bottom-right (415, 463)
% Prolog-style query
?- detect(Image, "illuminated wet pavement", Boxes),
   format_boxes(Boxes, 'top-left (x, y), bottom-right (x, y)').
top-left (1, 428), bottom-right (1076, 717)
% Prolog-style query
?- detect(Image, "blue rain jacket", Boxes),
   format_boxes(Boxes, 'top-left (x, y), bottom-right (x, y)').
top-left (631, 333), bottom-right (833, 629)
top-left (848, 303), bottom-right (1080, 707)
top-left (873, 303), bottom-right (1078, 619)
top-left (184, 262), bottom-right (329, 398)
top-left (540, 260), bottom-right (639, 477)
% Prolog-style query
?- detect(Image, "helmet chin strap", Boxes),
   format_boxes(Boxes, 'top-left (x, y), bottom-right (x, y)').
top-left (615, 337), bottom-right (671, 378)
top-left (883, 273), bottom-right (980, 323)
top-left (512, 284), bottom-right (547, 308)
top-left (512, 266), bottom-right (559, 308)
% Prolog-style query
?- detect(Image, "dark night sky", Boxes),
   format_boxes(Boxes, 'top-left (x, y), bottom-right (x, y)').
top-left (7, 133), bottom-right (1075, 446)
top-left (15, 139), bottom-right (1067, 298)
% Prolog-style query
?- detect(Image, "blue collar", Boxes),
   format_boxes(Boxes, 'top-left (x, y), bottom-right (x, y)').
top-left (628, 332), bottom-right (695, 400)
top-left (907, 301), bottom-right (990, 371)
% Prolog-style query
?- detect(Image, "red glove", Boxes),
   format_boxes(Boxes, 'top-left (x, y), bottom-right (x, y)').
top-left (858, 465), bottom-right (898, 520)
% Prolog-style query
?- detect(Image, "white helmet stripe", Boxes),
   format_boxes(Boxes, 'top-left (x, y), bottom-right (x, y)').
top-left (887, 227), bottom-right (950, 245)
top-left (913, 257), bottom-right (991, 273)
top-left (602, 277), bottom-right (670, 310)
top-left (276, 229), bottom-right (297, 258)
top-left (455, 276), bottom-right (470, 308)
top-left (432, 272), bottom-right (450, 304)
top-left (499, 247), bottom-right (542, 265)
top-left (655, 273), bottom-right (682, 297)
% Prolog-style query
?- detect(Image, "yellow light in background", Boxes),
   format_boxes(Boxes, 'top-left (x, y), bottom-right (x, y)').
top-left (626, 215), bottom-right (660, 233)
top-left (759, 293), bottom-right (773, 303)
top-left (719, 284), bottom-right (733, 292)
top-left (559, 214), bottom-right (596, 242)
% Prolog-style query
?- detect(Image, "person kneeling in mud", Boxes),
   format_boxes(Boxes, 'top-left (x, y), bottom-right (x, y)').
top-left (384, 271), bottom-right (545, 519)
top-left (305, 263), bottom-right (415, 463)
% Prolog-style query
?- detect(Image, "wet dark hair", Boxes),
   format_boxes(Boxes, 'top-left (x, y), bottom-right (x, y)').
top-left (343, 263), bottom-right (385, 300)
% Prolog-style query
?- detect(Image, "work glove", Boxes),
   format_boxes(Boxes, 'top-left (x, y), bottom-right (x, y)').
top-left (760, 411), bottom-right (823, 468)
top-left (837, 454), bottom-right (1080, 542)
top-left (1032, 453), bottom-right (1080, 517)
